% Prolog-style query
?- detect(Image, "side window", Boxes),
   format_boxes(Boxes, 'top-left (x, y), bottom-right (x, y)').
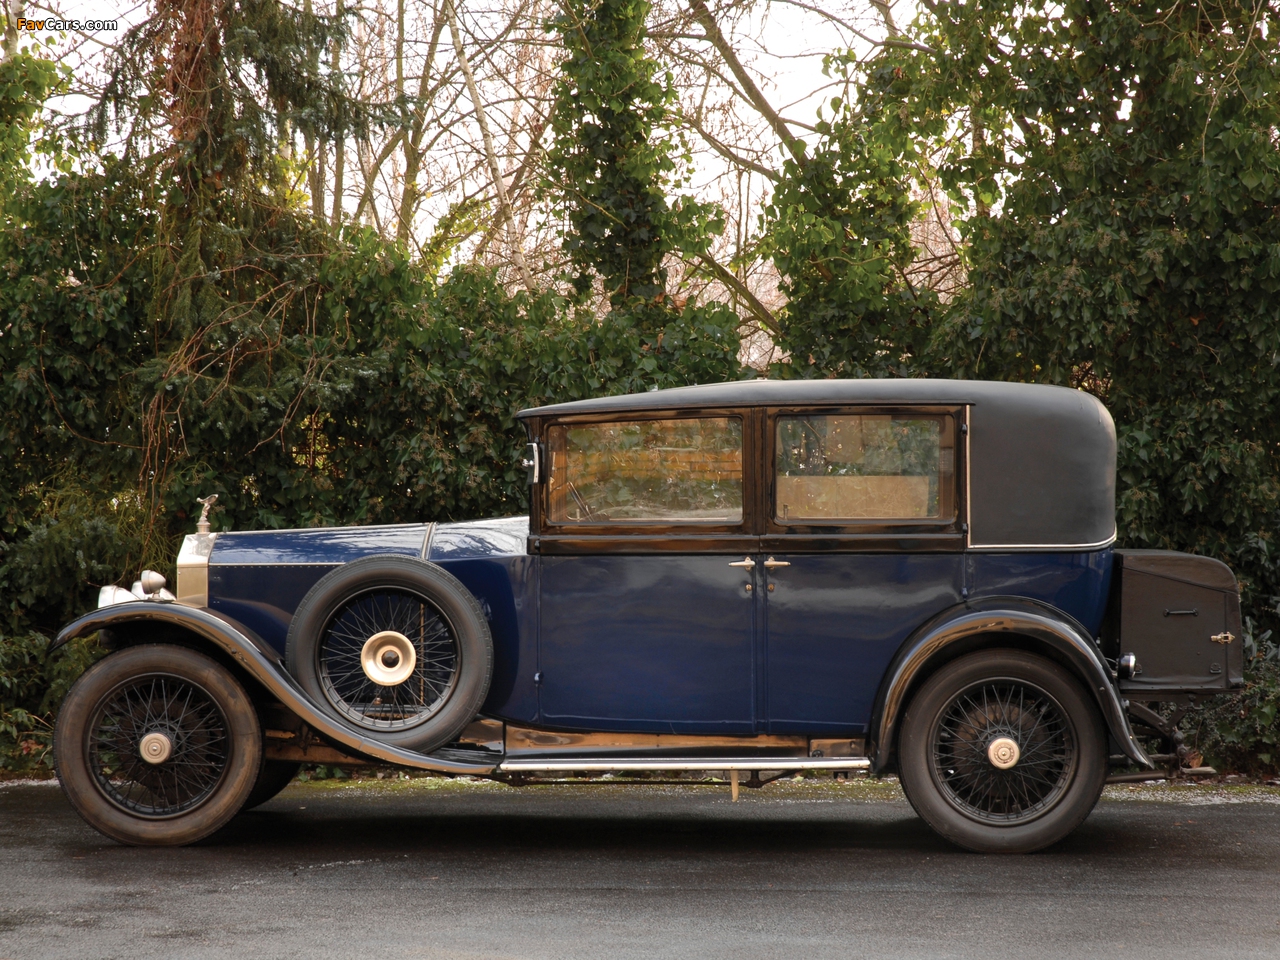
top-left (775, 414), bottom-right (955, 522)
top-left (546, 417), bottom-right (743, 524)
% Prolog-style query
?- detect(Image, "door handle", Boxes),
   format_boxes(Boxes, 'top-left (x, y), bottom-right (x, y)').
top-left (763, 557), bottom-right (790, 568)
top-left (727, 558), bottom-right (755, 569)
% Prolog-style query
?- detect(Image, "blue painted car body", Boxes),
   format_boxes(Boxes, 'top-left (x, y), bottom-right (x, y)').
top-left (204, 516), bottom-right (1112, 738)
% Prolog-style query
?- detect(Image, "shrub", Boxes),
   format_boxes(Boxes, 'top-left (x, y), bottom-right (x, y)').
top-left (0, 633), bottom-right (100, 776)
top-left (1185, 623), bottom-right (1280, 777)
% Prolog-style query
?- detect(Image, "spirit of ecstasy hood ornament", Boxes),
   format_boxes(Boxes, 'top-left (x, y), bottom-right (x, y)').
top-left (195, 494), bottom-right (219, 535)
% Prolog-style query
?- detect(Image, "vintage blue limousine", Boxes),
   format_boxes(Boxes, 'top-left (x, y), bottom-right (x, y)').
top-left (51, 379), bottom-right (1242, 852)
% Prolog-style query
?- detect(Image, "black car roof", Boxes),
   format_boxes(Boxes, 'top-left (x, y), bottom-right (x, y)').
top-left (518, 378), bottom-right (1117, 551)
top-left (518, 377), bottom-right (1070, 417)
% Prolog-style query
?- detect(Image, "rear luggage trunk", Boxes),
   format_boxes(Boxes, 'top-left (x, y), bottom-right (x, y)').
top-left (1103, 550), bottom-right (1243, 694)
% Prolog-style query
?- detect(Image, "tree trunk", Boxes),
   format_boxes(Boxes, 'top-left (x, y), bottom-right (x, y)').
top-left (2, 0), bottom-right (24, 60)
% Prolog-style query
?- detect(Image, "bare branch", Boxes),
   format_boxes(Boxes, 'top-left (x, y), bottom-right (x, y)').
top-left (445, 0), bottom-right (536, 290)
top-left (687, 0), bottom-right (806, 166)
top-left (691, 252), bottom-right (780, 335)
top-left (681, 108), bottom-right (778, 179)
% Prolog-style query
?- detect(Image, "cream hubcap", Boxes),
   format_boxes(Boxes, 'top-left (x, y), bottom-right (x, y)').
top-left (139, 732), bottom-right (173, 765)
top-left (361, 630), bottom-right (417, 685)
top-left (987, 736), bottom-right (1021, 770)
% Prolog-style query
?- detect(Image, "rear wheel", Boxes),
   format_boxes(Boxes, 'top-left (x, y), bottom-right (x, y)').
top-left (54, 644), bottom-right (262, 846)
top-left (898, 649), bottom-right (1107, 853)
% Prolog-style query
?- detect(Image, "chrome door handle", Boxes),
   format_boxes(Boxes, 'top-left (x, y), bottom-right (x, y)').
top-left (728, 558), bottom-right (755, 569)
top-left (763, 557), bottom-right (790, 568)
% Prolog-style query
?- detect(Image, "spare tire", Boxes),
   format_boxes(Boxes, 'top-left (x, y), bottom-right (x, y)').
top-left (285, 555), bottom-right (493, 753)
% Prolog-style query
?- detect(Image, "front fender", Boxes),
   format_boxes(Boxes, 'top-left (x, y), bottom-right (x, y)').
top-left (868, 597), bottom-right (1152, 773)
top-left (54, 603), bottom-right (497, 776)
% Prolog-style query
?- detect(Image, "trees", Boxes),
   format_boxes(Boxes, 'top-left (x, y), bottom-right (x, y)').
top-left (545, 0), bottom-right (719, 309)
top-left (0, 0), bottom-right (742, 640)
top-left (885, 2), bottom-right (1280, 627)
top-left (758, 64), bottom-right (941, 379)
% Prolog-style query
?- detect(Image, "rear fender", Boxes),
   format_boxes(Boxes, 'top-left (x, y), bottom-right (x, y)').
top-left (54, 603), bottom-right (497, 775)
top-left (869, 597), bottom-right (1152, 773)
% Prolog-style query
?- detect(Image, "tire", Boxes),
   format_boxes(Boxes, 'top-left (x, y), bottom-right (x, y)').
top-left (897, 649), bottom-right (1107, 854)
top-left (54, 644), bottom-right (263, 846)
top-left (243, 760), bottom-right (301, 809)
top-left (285, 555), bottom-right (493, 753)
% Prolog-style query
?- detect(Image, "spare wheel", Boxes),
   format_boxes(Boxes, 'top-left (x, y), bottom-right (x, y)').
top-left (285, 555), bottom-right (493, 753)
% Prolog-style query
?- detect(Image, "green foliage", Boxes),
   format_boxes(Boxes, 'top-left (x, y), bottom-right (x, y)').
top-left (297, 764), bottom-right (350, 781)
top-left (93, 0), bottom-right (360, 197)
top-left (0, 169), bottom-right (739, 773)
top-left (0, 19), bottom-right (742, 774)
top-left (1187, 625), bottom-right (1280, 775)
top-left (0, 633), bottom-right (100, 776)
top-left (0, 487), bottom-right (157, 638)
top-left (0, 52), bottom-right (59, 190)
top-left (12, 0), bottom-right (1280, 778)
top-left (545, 0), bottom-right (723, 312)
top-left (72, 1), bottom-right (376, 561)
top-left (0, 168), bottom-right (739, 621)
top-left (760, 66), bottom-right (941, 377)
top-left (392, 268), bottom-right (741, 519)
top-left (916, 5), bottom-right (1280, 753)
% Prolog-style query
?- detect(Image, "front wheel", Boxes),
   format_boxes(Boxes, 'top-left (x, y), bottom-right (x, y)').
top-left (897, 649), bottom-right (1107, 854)
top-left (54, 644), bottom-right (263, 846)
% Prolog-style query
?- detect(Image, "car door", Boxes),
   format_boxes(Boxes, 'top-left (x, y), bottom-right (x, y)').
top-left (761, 407), bottom-right (967, 734)
top-left (533, 411), bottom-right (762, 734)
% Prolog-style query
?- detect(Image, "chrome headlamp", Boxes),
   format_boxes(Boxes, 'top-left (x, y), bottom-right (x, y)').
top-left (97, 570), bottom-right (177, 608)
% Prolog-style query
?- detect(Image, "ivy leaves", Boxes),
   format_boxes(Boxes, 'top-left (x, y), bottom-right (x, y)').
top-left (544, 0), bottom-right (722, 313)
top-left (760, 75), bottom-right (940, 379)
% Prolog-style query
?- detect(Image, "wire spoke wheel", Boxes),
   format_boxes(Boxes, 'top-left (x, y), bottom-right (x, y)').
top-left (317, 587), bottom-right (460, 731)
top-left (287, 555), bottom-right (493, 752)
top-left (930, 678), bottom-right (1076, 824)
top-left (57, 644), bottom-right (262, 845)
top-left (86, 673), bottom-right (231, 819)
top-left (899, 649), bottom-right (1106, 853)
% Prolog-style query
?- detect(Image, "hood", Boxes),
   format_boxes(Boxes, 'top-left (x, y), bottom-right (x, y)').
top-left (204, 516), bottom-right (530, 567)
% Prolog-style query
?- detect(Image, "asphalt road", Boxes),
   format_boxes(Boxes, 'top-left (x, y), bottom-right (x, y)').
top-left (1, 776), bottom-right (1278, 960)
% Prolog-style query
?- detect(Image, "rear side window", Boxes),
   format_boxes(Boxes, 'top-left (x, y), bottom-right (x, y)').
top-left (775, 414), bottom-right (955, 522)
top-left (546, 418), bottom-right (743, 524)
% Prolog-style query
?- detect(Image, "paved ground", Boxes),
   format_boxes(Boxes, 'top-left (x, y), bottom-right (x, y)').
top-left (1, 776), bottom-right (1278, 960)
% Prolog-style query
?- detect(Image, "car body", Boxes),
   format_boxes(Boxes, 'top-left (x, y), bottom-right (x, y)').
top-left (52, 379), bottom-right (1244, 852)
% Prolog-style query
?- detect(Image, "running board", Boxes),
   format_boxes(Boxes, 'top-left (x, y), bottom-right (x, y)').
top-left (496, 757), bottom-right (871, 773)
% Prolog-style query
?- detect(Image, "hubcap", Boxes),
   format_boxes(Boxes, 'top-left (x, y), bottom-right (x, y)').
top-left (139, 731), bottom-right (174, 765)
top-left (360, 630), bottom-right (417, 686)
top-left (986, 736), bottom-right (1020, 770)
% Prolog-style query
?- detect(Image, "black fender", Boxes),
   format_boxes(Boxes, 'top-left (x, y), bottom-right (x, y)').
top-left (868, 597), bottom-right (1152, 774)
top-left (53, 602), bottom-right (498, 775)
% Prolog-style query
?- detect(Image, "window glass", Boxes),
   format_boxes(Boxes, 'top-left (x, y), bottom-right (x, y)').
top-left (547, 418), bottom-right (743, 524)
top-left (775, 414), bottom-right (954, 522)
